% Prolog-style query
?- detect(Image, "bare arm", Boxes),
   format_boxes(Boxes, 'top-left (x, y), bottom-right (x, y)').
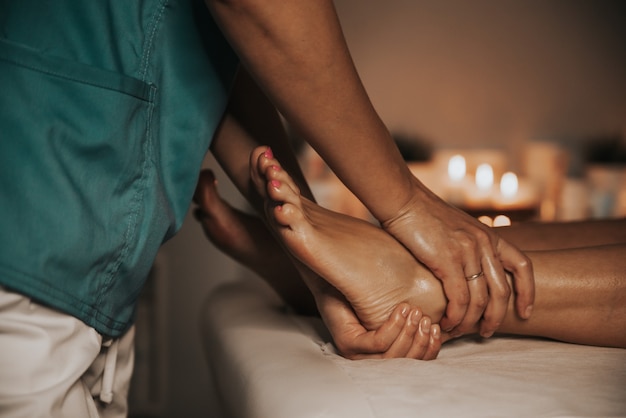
top-left (205, 0), bottom-right (414, 219)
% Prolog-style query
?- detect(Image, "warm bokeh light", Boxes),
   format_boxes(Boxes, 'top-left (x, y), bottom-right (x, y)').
top-left (500, 172), bottom-right (519, 198)
top-left (493, 215), bottom-right (512, 227)
top-left (475, 163), bottom-right (494, 191)
top-left (477, 215), bottom-right (493, 227)
top-left (448, 155), bottom-right (466, 181)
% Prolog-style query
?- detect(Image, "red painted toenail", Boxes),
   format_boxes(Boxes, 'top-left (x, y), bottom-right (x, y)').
top-left (272, 165), bottom-right (280, 171)
top-left (264, 147), bottom-right (273, 159)
top-left (271, 180), bottom-right (281, 188)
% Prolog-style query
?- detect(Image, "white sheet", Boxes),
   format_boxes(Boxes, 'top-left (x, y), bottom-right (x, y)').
top-left (201, 278), bottom-right (626, 418)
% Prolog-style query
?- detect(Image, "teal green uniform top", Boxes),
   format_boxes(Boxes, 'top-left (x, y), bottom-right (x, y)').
top-left (0, 0), bottom-right (239, 337)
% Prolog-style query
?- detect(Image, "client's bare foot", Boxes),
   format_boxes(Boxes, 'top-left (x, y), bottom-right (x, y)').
top-left (194, 168), bottom-right (446, 359)
top-left (251, 147), bottom-right (447, 330)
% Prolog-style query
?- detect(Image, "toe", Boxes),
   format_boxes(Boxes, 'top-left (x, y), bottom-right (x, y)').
top-left (193, 169), bottom-right (216, 207)
top-left (249, 146), bottom-right (270, 197)
top-left (272, 200), bottom-right (298, 225)
top-left (266, 176), bottom-right (304, 213)
top-left (265, 164), bottom-right (301, 198)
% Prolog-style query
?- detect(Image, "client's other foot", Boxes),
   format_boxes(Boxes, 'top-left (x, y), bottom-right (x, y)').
top-left (250, 147), bottom-right (447, 330)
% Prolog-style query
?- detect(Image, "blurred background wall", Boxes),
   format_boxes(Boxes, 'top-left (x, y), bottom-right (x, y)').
top-left (335, 0), bottom-right (625, 152)
top-left (129, 1), bottom-right (626, 417)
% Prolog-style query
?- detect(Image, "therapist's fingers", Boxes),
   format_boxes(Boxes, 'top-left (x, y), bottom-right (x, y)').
top-left (452, 277), bottom-right (489, 335)
top-left (420, 324), bottom-right (443, 361)
top-left (497, 239), bottom-right (535, 320)
top-left (477, 254), bottom-right (510, 338)
top-left (448, 249), bottom-right (489, 334)
top-left (326, 300), bottom-right (442, 360)
top-left (404, 315), bottom-right (432, 359)
top-left (350, 309), bottom-right (442, 360)
top-left (473, 237), bottom-right (534, 338)
top-left (364, 303), bottom-right (414, 354)
top-left (437, 261), bottom-right (471, 332)
top-left (381, 309), bottom-right (424, 359)
top-left (397, 315), bottom-right (443, 361)
top-left (336, 303), bottom-right (411, 358)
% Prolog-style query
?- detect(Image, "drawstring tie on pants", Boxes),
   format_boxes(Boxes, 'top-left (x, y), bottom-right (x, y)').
top-left (99, 338), bottom-right (119, 404)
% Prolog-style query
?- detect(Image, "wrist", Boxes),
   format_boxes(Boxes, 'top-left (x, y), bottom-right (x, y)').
top-left (376, 176), bottom-right (431, 226)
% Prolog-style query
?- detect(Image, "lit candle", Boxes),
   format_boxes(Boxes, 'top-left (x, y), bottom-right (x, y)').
top-left (446, 155), bottom-right (467, 205)
top-left (494, 171), bottom-right (539, 212)
top-left (476, 164), bottom-right (494, 191)
top-left (478, 215), bottom-right (493, 227)
top-left (493, 215), bottom-right (511, 227)
top-left (463, 163), bottom-right (494, 208)
top-left (500, 172), bottom-right (519, 199)
top-left (448, 155), bottom-right (466, 182)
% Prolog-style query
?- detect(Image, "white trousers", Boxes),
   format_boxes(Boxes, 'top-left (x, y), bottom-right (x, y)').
top-left (0, 287), bottom-right (134, 418)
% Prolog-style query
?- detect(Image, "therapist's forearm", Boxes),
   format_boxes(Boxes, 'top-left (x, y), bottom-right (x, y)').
top-left (205, 0), bottom-right (420, 222)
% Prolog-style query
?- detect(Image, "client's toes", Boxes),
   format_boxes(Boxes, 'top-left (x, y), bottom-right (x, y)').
top-left (271, 200), bottom-right (307, 230)
top-left (266, 176), bottom-right (302, 211)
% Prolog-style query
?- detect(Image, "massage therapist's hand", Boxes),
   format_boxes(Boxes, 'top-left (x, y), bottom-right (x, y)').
top-left (320, 289), bottom-right (442, 360)
top-left (381, 180), bottom-right (534, 337)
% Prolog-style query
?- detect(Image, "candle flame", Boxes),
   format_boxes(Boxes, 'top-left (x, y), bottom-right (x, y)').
top-left (500, 172), bottom-right (519, 198)
top-left (448, 155), bottom-right (466, 181)
top-left (475, 164), bottom-right (494, 190)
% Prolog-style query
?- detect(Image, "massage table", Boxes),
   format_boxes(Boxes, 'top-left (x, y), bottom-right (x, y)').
top-left (201, 277), bottom-right (626, 418)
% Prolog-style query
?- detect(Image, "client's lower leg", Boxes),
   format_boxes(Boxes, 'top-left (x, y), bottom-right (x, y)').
top-left (498, 219), bottom-right (626, 251)
top-left (496, 244), bottom-right (626, 348)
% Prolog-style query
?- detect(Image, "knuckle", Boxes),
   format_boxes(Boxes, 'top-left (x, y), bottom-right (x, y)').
top-left (410, 345), bottom-right (428, 359)
top-left (370, 335), bottom-right (390, 352)
top-left (520, 256), bottom-right (533, 271)
top-left (472, 296), bottom-right (489, 311)
top-left (478, 298), bottom-right (489, 311)
top-left (491, 282), bottom-right (511, 300)
top-left (417, 334), bottom-right (429, 348)
top-left (481, 308), bottom-right (502, 324)
top-left (412, 346), bottom-right (427, 359)
top-left (484, 317), bottom-right (502, 330)
top-left (515, 255), bottom-right (533, 272)
top-left (441, 247), bottom-right (463, 266)
top-left (456, 293), bottom-right (471, 307)
top-left (456, 235), bottom-right (476, 251)
top-left (474, 228), bottom-right (492, 247)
